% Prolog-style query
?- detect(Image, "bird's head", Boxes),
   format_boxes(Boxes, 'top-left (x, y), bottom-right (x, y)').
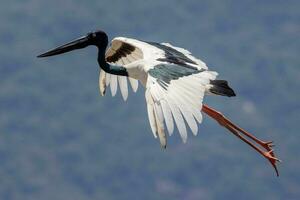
top-left (37, 30), bottom-right (108, 58)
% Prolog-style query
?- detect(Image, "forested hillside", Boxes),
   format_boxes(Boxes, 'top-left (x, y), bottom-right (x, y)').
top-left (0, 0), bottom-right (299, 199)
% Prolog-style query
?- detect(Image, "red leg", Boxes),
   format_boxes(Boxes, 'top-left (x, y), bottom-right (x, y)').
top-left (202, 104), bottom-right (281, 176)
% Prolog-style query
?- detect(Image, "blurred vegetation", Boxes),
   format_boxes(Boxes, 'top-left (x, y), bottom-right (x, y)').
top-left (0, 0), bottom-right (299, 199)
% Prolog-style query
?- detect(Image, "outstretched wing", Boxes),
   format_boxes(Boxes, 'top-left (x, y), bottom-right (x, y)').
top-left (99, 38), bottom-right (143, 100)
top-left (145, 63), bottom-right (218, 146)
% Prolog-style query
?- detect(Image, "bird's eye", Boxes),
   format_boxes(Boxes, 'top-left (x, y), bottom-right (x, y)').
top-left (87, 33), bottom-right (96, 39)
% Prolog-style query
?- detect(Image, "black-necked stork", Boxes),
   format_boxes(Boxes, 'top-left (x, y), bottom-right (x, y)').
top-left (38, 30), bottom-right (280, 176)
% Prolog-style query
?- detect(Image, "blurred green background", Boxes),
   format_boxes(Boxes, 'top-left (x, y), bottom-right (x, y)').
top-left (0, 0), bottom-right (299, 199)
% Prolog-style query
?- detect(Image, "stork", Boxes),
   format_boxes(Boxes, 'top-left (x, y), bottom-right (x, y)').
top-left (38, 30), bottom-right (280, 176)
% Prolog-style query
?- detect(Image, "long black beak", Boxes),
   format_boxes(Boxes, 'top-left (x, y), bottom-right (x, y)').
top-left (37, 35), bottom-right (90, 58)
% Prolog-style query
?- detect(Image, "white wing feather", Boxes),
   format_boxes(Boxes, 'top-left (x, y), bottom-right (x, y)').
top-left (110, 74), bottom-right (118, 96)
top-left (99, 69), bottom-right (106, 96)
top-left (160, 99), bottom-right (174, 135)
top-left (145, 70), bottom-right (217, 143)
top-left (129, 77), bottom-right (139, 92)
top-left (118, 76), bottom-right (128, 101)
top-left (105, 73), bottom-right (111, 86)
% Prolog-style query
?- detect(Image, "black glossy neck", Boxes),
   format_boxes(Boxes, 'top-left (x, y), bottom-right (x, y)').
top-left (97, 47), bottom-right (128, 76)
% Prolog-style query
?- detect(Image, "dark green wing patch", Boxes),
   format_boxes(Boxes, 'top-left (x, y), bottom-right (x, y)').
top-left (148, 64), bottom-right (205, 90)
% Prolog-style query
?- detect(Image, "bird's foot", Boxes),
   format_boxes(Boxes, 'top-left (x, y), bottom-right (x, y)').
top-left (263, 149), bottom-right (281, 163)
top-left (263, 149), bottom-right (281, 176)
top-left (262, 140), bottom-right (275, 149)
top-left (202, 104), bottom-right (281, 176)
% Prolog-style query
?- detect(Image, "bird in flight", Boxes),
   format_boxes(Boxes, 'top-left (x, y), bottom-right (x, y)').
top-left (38, 30), bottom-right (280, 176)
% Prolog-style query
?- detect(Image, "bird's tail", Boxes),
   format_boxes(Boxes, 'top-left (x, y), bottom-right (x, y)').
top-left (208, 80), bottom-right (236, 97)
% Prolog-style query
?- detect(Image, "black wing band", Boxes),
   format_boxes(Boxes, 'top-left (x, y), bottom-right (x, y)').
top-left (106, 43), bottom-right (136, 63)
top-left (144, 41), bottom-right (197, 65)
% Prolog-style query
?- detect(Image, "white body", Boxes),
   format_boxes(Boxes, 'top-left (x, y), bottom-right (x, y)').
top-left (100, 37), bottom-right (218, 147)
